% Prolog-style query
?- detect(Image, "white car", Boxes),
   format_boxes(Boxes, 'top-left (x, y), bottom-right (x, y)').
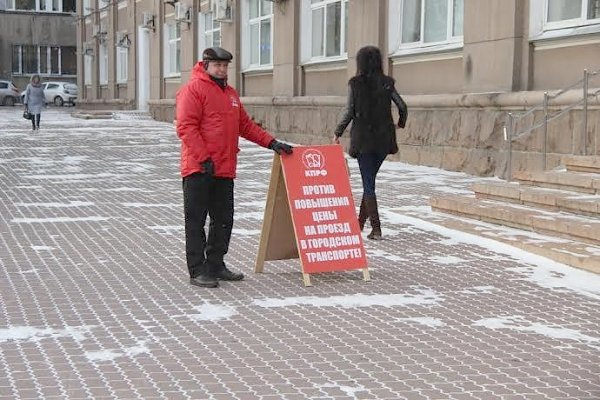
top-left (0, 80), bottom-right (20, 106)
top-left (21, 81), bottom-right (78, 106)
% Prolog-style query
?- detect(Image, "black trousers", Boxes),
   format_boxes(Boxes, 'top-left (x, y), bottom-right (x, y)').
top-left (182, 173), bottom-right (234, 278)
top-left (31, 113), bottom-right (40, 129)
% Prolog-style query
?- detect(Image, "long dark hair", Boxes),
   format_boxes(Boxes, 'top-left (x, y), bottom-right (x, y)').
top-left (355, 46), bottom-right (384, 78)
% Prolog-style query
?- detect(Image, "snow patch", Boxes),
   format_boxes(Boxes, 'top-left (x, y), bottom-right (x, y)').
top-left (11, 216), bottom-right (108, 224)
top-left (474, 316), bottom-right (600, 346)
top-left (0, 325), bottom-right (95, 343)
top-left (85, 341), bottom-right (151, 362)
top-left (253, 288), bottom-right (442, 309)
top-left (396, 317), bottom-right (446, 327)
top-left (385, 211), bottom-right (600, 301)
top-left (188, 304), bottom-right (238, 321)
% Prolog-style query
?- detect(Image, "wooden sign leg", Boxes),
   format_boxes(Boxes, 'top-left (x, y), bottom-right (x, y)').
top-left (255, 155), bottom-right (282, 273)
top-left (302, 273), bottom-right (312, 287)
top-left (363, 268), bottom-right (371, 281)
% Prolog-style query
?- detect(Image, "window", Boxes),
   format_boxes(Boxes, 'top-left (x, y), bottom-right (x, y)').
top-left (99, 43), bottom-right (108, 84)
top-left (546, 0), bottom-right (600, 24)
top-left (247, 0), bottom-right (273, 66)
top-left (116, 34), bottom-right (128, 83)
top-left (164, 23), bottom-right (181, 77)
top-left (11, 45), bottom-right (76, 75)
top-left (310, 0), bottom-right (348, 59)
top-left (530, 0), bottom-right (600, 38)
top-left (400, 0), bottom-right (463, 46)
top-left (199, 12), bottom-right (221, 57)
top-left (8, 0), bottom-right (75, 12)
top-left (84, 55), bottom-right (92, 85)
top-left (61, 47), bottom-right (76, 75)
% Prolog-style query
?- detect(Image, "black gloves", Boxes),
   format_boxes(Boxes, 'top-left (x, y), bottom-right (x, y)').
top-left (201, 158), bottom-right (214, 177)
top-left (269, 140), bottom-right (293, 155)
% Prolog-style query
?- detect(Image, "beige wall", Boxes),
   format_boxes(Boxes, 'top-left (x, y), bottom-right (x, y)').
top-left (532, 41), bottom-right (600, 90)
top-left (391, 53), bottom-right (463, 95)
top-left (462, 0), bottom-right (529, 92)
top-left (242, 73), bottom-right (274, 97)
top-left (76, 0), bottom-right (600, 179)
top-left (77, 0), bottom-right (600, 102)
top-left (302, 63), bottom-right (348, 96)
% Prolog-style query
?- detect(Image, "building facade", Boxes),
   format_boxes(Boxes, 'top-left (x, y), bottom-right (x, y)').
top-left (0, 0), bottom-right (77, 92)
top-left (76, 0), bottom-right (600, 177)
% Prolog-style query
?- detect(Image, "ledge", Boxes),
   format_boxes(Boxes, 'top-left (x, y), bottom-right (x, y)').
top-left (241, 89), bottom-right (600, 109)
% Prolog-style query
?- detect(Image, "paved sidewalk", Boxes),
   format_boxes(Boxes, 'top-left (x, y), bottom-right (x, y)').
top-left (1, 109), bottom-right (599, 400)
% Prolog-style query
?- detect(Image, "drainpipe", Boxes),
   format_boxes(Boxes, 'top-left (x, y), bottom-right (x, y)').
top-left (505, 113), bottom-right (513, 182)
top-left (582, 69), bottom-right (589, 156)
top-left (543, 92), bottom-right (548, 170)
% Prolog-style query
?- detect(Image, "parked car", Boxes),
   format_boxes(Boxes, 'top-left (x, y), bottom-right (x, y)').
top-left (0, 80), bottom-right (20, 106)
top-left (21, 81), bottom-right (78, 106)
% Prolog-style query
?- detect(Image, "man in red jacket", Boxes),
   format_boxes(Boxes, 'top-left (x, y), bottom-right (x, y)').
top-left (176, 47), bottom-right (293, 288)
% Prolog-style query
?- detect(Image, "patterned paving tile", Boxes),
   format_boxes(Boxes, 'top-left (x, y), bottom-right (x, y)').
top-left (0, 109), bottom-right (599, 399)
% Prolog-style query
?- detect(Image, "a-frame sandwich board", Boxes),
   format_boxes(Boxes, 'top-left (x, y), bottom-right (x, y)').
top-left (255, 145), bottom-right (369, 286)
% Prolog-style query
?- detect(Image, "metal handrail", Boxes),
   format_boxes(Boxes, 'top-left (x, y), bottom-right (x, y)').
top-left (505, 69), bottom-right (600, 181)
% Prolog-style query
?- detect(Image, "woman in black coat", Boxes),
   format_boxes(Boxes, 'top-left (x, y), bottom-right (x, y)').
top-left (334, 46), bottom-right (407, 240)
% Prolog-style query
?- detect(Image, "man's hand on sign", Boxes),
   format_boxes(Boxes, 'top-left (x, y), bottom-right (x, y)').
top-left (269, 140), bottom-right (294, 155)
top-left (333, 135), bottom-right (340, 144)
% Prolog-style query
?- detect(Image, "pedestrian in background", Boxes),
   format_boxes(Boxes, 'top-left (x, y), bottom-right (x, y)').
top-left (334, 45), bottom-right (407, 240)
top-left (24, 74), bottom-right (45, 131)
top-left (176, 46), bottom-right (293, 289)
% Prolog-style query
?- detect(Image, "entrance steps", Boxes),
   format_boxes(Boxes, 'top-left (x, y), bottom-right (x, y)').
top-left (428, 155), bottom-right (600, 274)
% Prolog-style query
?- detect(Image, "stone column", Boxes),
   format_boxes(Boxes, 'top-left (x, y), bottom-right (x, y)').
top-left (272, 0), bottom-right (299, 96)
top-left (346, 0), bottom-right (388, 78)
top-left (463, 0), bottom-right (529, 92)
top-left (107, 1), bottom-right (116, 99)
top-left (219, 0), bottom-right (239, 90)
top-left (76, 0), bottom-right (86, 99)
top-left (127, 0), bottom-right (136, 102)
top-left (179, 1), bottom-right (197, 83)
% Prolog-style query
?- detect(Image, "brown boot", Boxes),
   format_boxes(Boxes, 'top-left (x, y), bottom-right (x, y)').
top-left (358, 197), bottom-right (367, 231)
top-left (365, 195), bottom-right (382, 240)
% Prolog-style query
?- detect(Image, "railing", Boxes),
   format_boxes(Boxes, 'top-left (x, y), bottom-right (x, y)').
top-left (504, 69), bottom-right (600, 181)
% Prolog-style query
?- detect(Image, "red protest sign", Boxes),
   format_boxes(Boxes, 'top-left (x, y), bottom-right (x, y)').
top-left (255, 145), bottom-right (369, 286)
top-left (280, 145), bottom-right (367, 275)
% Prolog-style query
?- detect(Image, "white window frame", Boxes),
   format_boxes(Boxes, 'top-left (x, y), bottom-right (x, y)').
top-left (241, 0), bottom-right (274, 70)
top-left (530, 0), bottom-right (600, 40)
top-left (164, 22), bottom-right (181, 77)
top-left (300, 0), bottom-right (348, 64)
top-left (99, 42), bottom-right (108, 85)
top-left (84, 54), bottom-right (92, 85)
top-left (198, 11), bottom-right (221, 60)
top-left (116, 34), bottom-right (128, 84)
top-left (7, 0), bottom-right (74, 12)
top-left (388, 0), bottom-right (463, 56)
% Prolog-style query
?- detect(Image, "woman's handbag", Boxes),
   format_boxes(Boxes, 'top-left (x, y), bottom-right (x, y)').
top-left (23, 109), bottom-right (32, 120)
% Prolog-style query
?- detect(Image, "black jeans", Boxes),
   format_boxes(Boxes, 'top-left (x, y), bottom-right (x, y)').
top-left (182, 173), bottom-right (234, 278)
top-left (31, 113), bottom-right (40, 129)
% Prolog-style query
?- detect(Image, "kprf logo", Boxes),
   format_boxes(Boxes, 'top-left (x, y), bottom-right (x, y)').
top-left (302, 149), bottom-right (327, 177)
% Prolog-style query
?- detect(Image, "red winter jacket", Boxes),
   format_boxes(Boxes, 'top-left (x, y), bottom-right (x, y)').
top-left (176, 62), bottom-right (275, 178)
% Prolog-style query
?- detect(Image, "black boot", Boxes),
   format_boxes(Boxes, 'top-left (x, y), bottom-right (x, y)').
top-left (214, 266), bottom-right (244, 281)
top-left (365, 196), bottom-right (382, 240)
top-left (358, 197), bottom-right (367, 231)
top-left (189, 274), bottom-right (219, 288)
